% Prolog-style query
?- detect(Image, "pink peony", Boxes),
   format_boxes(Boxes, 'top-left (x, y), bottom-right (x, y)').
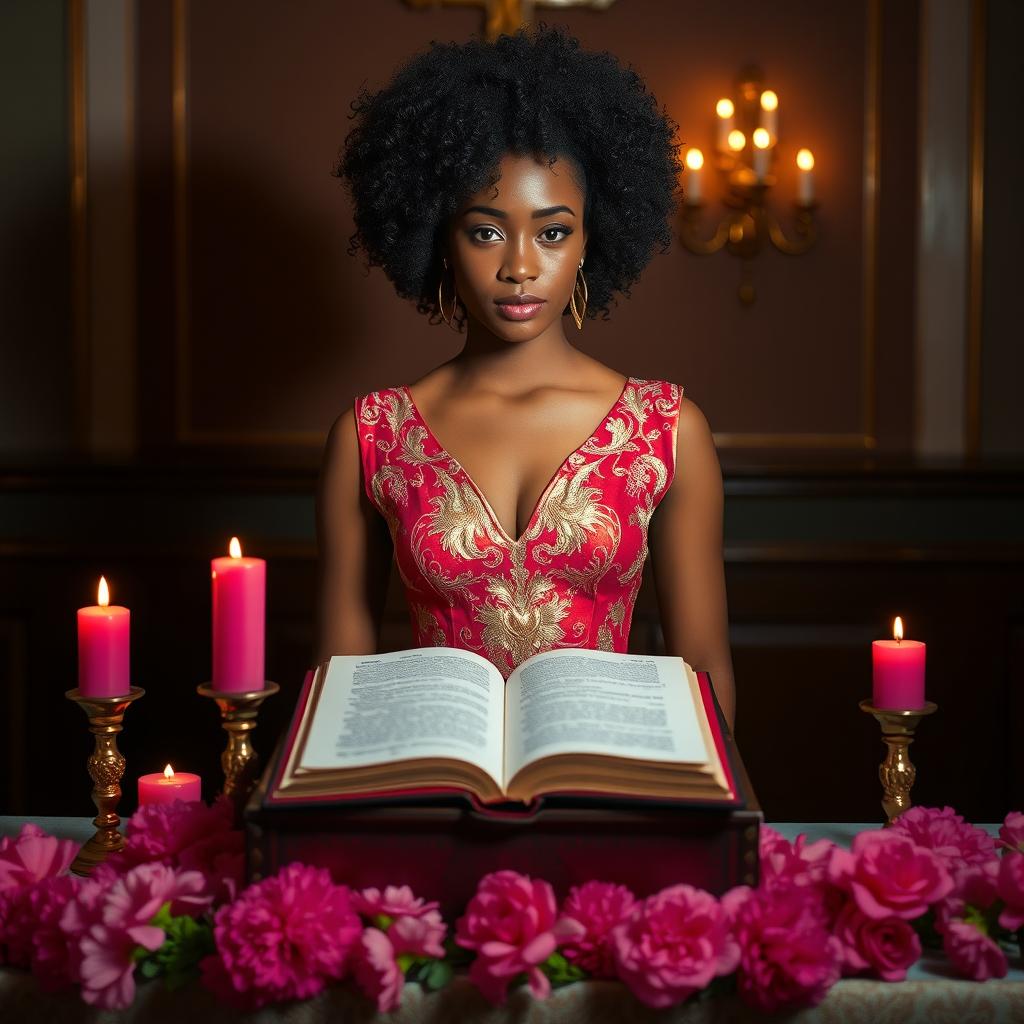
top-left (943, 920), bottom-right (1008, 981)
top-left (75, 863), bottom-right (210, 1010)
top-left (0, 823), bottom-right (77, 893)
top-left (759, 827), bottom-right (835, 893)
top-left (455, 869), bottom-right (584, 1004)
top-left (201, 862), bottom-right (362, 1010)
top-left (889, 806), bottom-right (998, 871)
top-left (724, 885), bottom-right (841, 1012)
top-left (115, 797), bottom-right (242, 906)
top-left (611, 884), bottom-right (738, 1009)
top-left (560, 881), bottom-right (637, 978)
top-left (833, 899), bottom-right (921, 981)
top-left (828, 830), bottom-right (952, 921)
top-left (354, 884), bottom-right (439, 920)
top-left (996, 851), bottom-right (1024, 932)
top-left (0, 874), bottom-right (81, 990)
top-left (388, 910), bottom-right (447, 960)
top-left (999, 811), bottom-right (1024, 854)
top-left (351, 927), bottom-right (405, 1012)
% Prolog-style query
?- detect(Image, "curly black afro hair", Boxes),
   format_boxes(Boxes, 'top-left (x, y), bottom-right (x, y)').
top-left (334, 23), bottom-right (683, 329)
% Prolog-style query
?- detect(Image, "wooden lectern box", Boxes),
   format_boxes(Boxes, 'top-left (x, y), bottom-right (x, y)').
top-left (244, 671), bottom-right (762, 917)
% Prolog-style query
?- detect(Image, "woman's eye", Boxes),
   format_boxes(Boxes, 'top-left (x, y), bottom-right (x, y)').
top-left (541, 226), bottom-right (571, 242)
top-left (471, 227), bottom-right (501, 242)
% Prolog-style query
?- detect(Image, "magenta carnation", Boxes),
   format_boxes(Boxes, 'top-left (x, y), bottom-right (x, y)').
top-left (996, 851), bottom-right (1024, 932)
top-left (759, 826), bottom-right (835, 893)
top-left (354, 884), bottom-right (439, 920)
top-left (724, 885), bottom-right (841, 1012)
top-left (201, 862), bottom-right (361, 1009)
top-left (828, 830), bottom-right (952, 921)
top-left (388, 910), bottom-right (447, 959)
top-left (0, 823), bottom-right (77, 893)
top-left (999, 811), bottom-right (1024, 854)
top-left (351, 927), bottom-right (405, 1012)
top-left (889, 806), bottom-right (998, 871)
top-left (833, 900), bottom-right (921, 981)
top-left (0, 874), bottom-right (81, 989)
top-left (560, 880), bottom-right (636, 978)
top-left (943, 920), bottom-right (1008, 981)
top-left (455, 869), bottom-right (584, 1004)
top-left (611, 884), bottom-right (738, 1009)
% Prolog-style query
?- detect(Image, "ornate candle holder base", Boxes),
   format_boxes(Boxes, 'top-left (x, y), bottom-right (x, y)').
top-left (198, 682), bottom-right (279, 820)
top-left (65, 686), bottom-right (145, 876)
top-left (859, 699), bottom-right (938, 826)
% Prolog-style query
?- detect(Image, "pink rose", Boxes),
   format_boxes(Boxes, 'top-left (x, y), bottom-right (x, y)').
top-left (996, 851), bottom-right (1024, 932)
top-left (833, 899), bottom-right (921, 981)
top-left (0, 823), bottom-right (77, 893)
top-left (828, 830), bottom-right (952, 921)
top-left (611, 884), bottom-right (739, 1009)
top-left (351, 927), bottom-right (404, 1012)
top-left (201, 862), bottom-right (362, 1009)
top-left (943, 921), bottom-right (1008, 981)
top-left (455, 870), bottom-right (584, 1004)
top-left (724, 885), bottom-right (841, 1012)
top-left (889, 806), bottom-right (998, 870)
top-left (388, 910), bottom-right (447, 959)
top-left (354, 884), bottom-right (439, 920)
top-left (560, 880), bottom-right (636, 978)
top-left (759, 827), bottom-right (835, 893)
top-left (999, 811), bottom-right (1024, 854)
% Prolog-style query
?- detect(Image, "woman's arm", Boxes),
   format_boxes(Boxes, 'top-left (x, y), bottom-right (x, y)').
top-left (649, 397), bottom-right (736, 729)
top-left (313, 405), bottom-right (394, 664)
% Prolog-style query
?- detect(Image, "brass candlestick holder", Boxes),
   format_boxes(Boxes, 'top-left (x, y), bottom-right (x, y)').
top-left (859, 699), bottom-right (938, 826)
top-left (65, 686), bottom-right (145, 876)
top-left (197, 682), bottom-right (279, 818)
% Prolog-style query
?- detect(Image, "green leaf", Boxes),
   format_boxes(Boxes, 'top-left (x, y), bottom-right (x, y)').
top-left (395, 952), bottom-right (416, 974)
top-left (423, 960), bottom-right (453, 991)
top-left (138, 958), bottom-right (163, 980)
top-left (540, 951), bottom-right (585, 987)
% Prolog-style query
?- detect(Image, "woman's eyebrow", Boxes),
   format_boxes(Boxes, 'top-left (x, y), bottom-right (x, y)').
top-left (463, 204), bottom-right (576, 219)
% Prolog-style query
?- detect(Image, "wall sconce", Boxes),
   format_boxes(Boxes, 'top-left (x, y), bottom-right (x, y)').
top-left (681, 67), bottom-right (818, 305)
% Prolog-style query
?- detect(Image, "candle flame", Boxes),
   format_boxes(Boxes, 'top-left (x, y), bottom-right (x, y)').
top-left (685, 147), bottom-right (704, 170)
top-left (727, 129), bottom-right (746, 152)
top-left (97, 576), bottom-right (110, 607)
top-left (753, 128), bottom-right (771, 150)
top-left (716, 97), bottom-right (734, 119)
top-left (797, 148), bottom-right (815, 171)
top-left (163, 764), bottom-right (175, 780)
top-left (229, 536), bottom-right (242, 559)
top-left (893, 616), bottom-right (904, 643)
top-left (760, 89), bottom-right (779, 112)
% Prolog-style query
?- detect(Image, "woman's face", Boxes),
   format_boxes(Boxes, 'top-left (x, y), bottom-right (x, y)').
top-left (446, 152), bottom-right (587, 339)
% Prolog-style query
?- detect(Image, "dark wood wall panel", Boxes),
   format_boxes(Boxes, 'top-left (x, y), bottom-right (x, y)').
top-left (135, 0), bottom-right (919, 457)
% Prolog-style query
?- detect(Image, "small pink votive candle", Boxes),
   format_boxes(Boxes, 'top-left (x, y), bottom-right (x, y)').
top-left (872, 616), bottom-right (926, 709)
top-left (138, 765), bottom-right (202, 806)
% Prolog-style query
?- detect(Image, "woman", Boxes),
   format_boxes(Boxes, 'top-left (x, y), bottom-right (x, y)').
top-left (316, 25), bottom-right (735, 726)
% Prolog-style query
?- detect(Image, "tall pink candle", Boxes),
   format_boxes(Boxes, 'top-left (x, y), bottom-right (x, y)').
top-left (872, 616), bottom-right (926, 709)
top-left (77, 576), bottom-right (130, 697)
top-left (211, 536), bottom-right (265, 692)
top-left (138, 765), bottom-right (202, 806)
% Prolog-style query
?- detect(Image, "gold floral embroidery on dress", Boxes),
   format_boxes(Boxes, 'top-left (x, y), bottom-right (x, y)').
top-left (474, 541), bottom-right (571, 669)
top-left (412, 602), bottom-right (447, 647)
top-left (416, 466), bottom-right (505, 568)
top-left (529, 461), bottom-right (620, 565)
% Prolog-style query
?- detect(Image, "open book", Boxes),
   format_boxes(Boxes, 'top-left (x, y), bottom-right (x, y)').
top-left (271, 646), bottom-right (735, 807)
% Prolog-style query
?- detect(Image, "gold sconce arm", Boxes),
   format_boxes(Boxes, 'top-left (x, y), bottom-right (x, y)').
top-left (767, 204), bottom-right (819, 255)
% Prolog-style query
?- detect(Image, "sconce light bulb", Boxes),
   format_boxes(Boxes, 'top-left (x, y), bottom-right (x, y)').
top-left (716, 98), bottom-right (735, 119)
top-left (753, 128), bottom-right (771, 150)
top-left (796, 148), bottom-right (815, 171)
top-left (760, 90), bottom-right (779, 112)
top-left (685, 148), bottom-right (704, 170)
top-left (727, 129), bottom-right (746, 152)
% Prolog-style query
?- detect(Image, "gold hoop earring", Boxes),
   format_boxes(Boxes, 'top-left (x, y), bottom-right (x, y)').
top-left (570, 260), bottom-right (588, 331)
top-left (437, 257), bottom-right (459, 328)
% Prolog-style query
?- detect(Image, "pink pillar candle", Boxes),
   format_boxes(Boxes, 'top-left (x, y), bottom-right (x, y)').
top-left (77, 576), bottom-right (131, 697)
top-left (872, 617), bottom-right (926, 709)
top-left (138, 766), bottom-right (202, 806)
top-left (211, 536), bottom-right (266, 692)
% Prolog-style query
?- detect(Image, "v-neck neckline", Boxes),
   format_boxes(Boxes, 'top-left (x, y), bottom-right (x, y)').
top-left (401, 376), bottom-right (633, 546)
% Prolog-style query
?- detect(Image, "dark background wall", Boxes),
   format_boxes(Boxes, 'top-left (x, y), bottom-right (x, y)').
top-left (1, 0), bottom-right (1021, 825)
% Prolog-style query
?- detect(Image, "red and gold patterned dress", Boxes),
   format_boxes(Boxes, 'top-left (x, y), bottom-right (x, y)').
top-left (354, 377), bottom-right (683, 678)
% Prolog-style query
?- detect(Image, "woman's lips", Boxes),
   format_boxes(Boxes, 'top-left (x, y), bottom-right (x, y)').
top-left (496, 301), bottom-right (545, 321)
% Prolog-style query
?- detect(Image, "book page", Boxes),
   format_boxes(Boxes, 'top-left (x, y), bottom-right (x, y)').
top-left (301, 648), bottom-right (505, 787)
top-left (503, 649), bottom-right (709, 783)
